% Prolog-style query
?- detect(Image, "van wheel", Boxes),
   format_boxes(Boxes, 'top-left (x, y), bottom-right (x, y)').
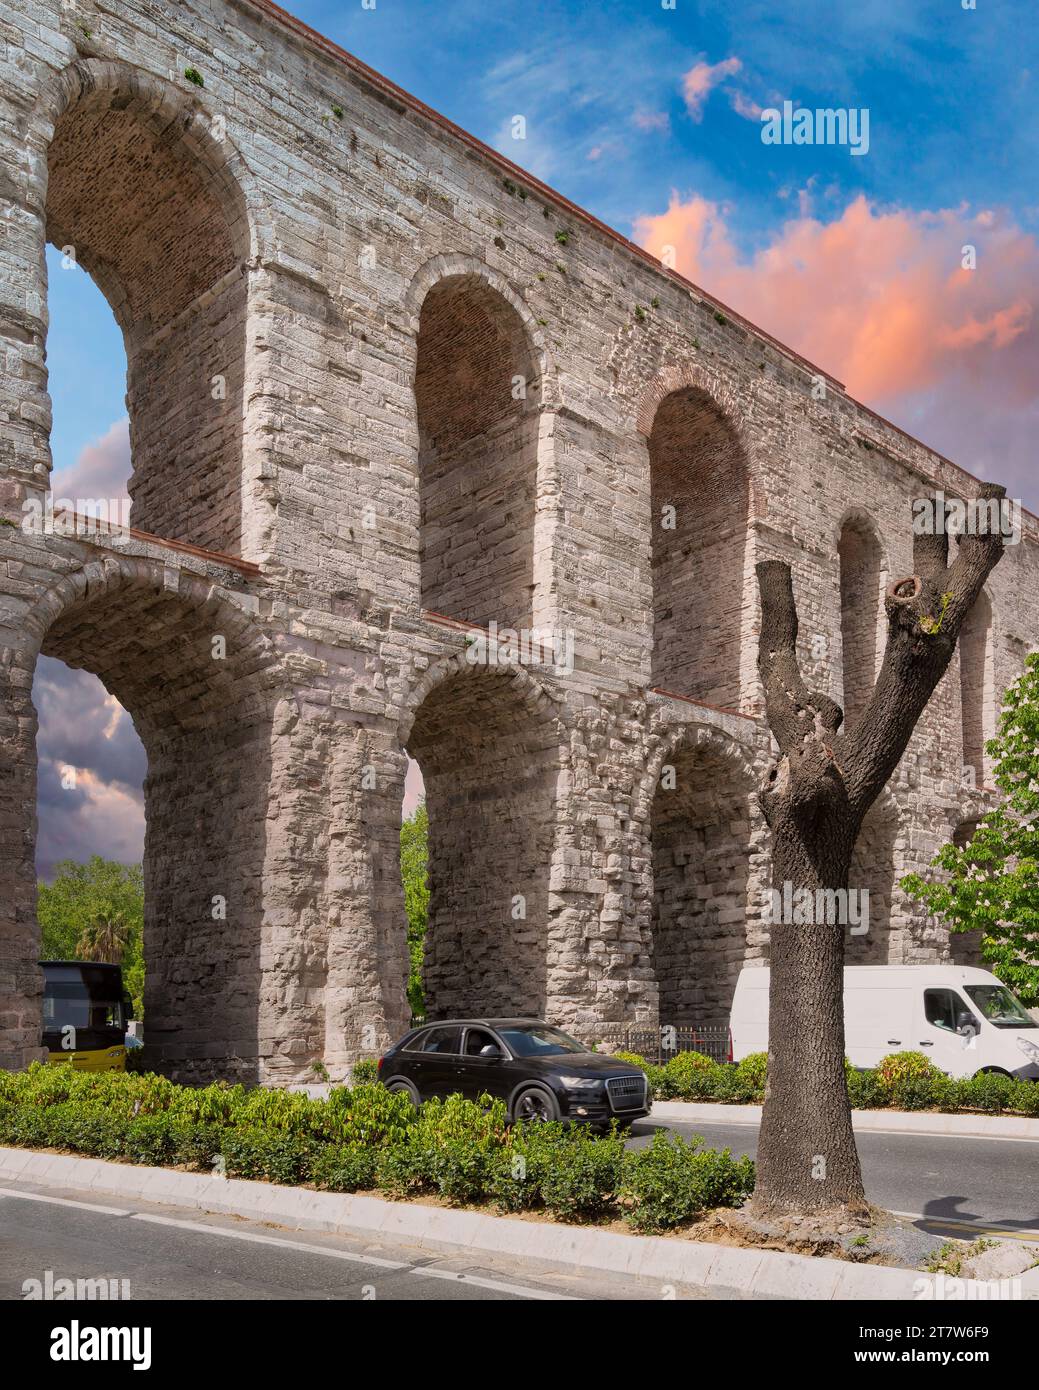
top-left (512, 1086), bottom-right (560, 1124)
top-left (386, 1078), bottom-right (421, 1107)
top-left (974, 1067), bottom-right (1012, 1078)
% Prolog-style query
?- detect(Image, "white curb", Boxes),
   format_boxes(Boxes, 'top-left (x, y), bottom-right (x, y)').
top-left (647, 1102), bottom-right (1039, 1140)
top-left (291, 1085), bottom-right (1039, 1142)
top-left (2, 1146), bottom-right (1035, 1300)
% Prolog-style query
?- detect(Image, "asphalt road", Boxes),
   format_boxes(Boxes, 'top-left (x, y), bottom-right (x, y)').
top-left (632, 1115), bottom-right (1039, 1241)
top-left (0, 1186), bottom-right (703, 1302)
top-left (3, 1118), bottom-right (1037, 1302)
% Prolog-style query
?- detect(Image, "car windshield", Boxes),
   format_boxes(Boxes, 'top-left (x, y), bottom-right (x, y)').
top-left (964, 985), bottom-right (1037, 1029)
top-left (497, 1025), bottom-right (588, 1057)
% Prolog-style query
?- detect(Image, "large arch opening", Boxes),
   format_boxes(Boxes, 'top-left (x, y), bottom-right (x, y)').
top-left (405, 669), bottom-right (559, 1019)
top-left (837, 516), bottom-right (884, 732)
top-left (44, 73), bottom-right (249, 554)
top-left (650, 736), bottom-right (755, 1026)
top-left (415, 275), bottom-right (540, 630)
top-left (648, 387), bottom-right (749, 706)
top-left (960, 590), bottom-right (993, 788)
top-left (18, 573), bottom-right (276, 1081)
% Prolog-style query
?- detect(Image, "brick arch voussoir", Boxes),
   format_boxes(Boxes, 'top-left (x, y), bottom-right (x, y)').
top-left (636, 360), bottom-right (761, 517)
top-left (635, 718), bottom-right (761, 826)
top-left (18, 555), bottom-right (278, 682)
top-left (31, 57), bottom-right (274, 267)
top-left (636, 362), bottom-right (747, 441)
top-left (835, 505), bottom-right (889, 570)
top-left (398, 650), bottom-right (565, 750)
top-left (403, 253), bottom-right (558, 411)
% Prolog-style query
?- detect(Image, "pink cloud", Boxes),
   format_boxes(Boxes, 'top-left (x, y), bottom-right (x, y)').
top-left (51, 417), bottom-right (131, 507)
top-left (633, 109), bottom-right (670, 134)
top-left (633, 192), bottom-right (1039, 507)
top-left (682, 57), bottom-right (742, 122)
top-left (730, 90), bottom-right (763, 120)
top-left (402, 757), bottom-right (424, 817)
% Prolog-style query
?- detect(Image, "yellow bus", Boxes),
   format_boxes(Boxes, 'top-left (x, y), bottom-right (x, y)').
top-left (41, 961), bottom-right (131, 1072)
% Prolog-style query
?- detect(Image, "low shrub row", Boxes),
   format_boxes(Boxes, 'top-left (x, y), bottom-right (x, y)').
top-left (613, 1049), bottom-right (1039, 1116)
top-left (0, 1064), bottom-right (753, 1234)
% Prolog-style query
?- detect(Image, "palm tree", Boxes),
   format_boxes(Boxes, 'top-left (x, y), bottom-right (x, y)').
top-left (75, 909), bottom-right (131, 965)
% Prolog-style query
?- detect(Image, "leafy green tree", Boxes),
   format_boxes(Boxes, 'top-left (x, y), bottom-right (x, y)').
top-left (400, 802), bottom-right (428, 1018)
top-left (903, 652), bottom-right (1039, 1005)
top-left (37, 857), bottom-right (145, 1015)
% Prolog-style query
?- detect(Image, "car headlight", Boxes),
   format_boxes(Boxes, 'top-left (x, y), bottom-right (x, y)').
top-left (559, 1075), bottom-right (604, 1092)
top-left (1016, 1037), bottom-right (1039, 1064)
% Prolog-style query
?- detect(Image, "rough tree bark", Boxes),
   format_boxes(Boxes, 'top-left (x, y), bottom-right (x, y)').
top-left (751, 482), bottom-right (1007, 1223)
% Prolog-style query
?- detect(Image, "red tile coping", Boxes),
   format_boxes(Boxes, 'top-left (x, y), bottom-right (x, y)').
top-left (53, 510), bottom-right (262, 576)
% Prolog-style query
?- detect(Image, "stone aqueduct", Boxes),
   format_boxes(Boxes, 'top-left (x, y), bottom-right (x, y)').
top-left (1, 0), bottom-right (1037, 1082)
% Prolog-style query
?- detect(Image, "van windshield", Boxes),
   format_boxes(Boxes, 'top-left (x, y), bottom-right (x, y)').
top-left (964, 985), bottom-right (1037, 1029)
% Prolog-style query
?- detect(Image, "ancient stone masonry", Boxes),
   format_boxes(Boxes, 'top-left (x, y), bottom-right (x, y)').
top-left (1, 0), bottom-right (1037, 1081)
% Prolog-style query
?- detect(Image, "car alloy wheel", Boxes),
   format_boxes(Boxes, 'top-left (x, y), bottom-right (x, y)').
top-left (386, 1078), bottom-right (420, 1107)
top-left (515, 1088), bottom-right (556, 1122)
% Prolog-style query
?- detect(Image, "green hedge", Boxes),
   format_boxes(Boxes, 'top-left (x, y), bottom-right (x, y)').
top-left (616, 1049), bottom-right (1039, 1116)
top-left (0, 1064), bottom-right (752, 1233)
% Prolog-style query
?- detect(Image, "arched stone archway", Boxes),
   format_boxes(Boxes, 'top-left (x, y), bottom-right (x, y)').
top-left (403, 658), bottom-right (565, 1019)
top-left (644, 720), bottom-right (763, 1026)
top-left (641, 376), bottom-right (752, 709)
top-left (0, 553), bottom-right (286, 1079)
top-left (412, 268), bottom-right (546, 632)
top-left (34, 59), bottom-right (264, 556)
top-left (960, 589), bottom-right (994, 788)
top-left (948, 818), bottom-right (985, 966)
top-left (837, 511), bottom-right (886, 733)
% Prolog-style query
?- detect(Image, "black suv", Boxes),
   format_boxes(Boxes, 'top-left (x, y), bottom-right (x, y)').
top-left (378, 1019), bottom-right (651, 1125)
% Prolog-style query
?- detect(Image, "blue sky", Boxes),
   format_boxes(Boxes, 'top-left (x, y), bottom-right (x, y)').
top-left (36, 0), bottom-right (1038, 873)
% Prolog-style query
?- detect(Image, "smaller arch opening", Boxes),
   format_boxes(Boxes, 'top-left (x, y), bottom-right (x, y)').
top-left (948, 819), bottom-right (984, 966)
top-left (648, 387), bottom-right (749, 706)
top-left (960, 590), bottom-right (993, 788)
top-left (837, 516), bottom-right (884, 732)
top-left (415, 275), bottom-right (540, 631)
top-left (406, 669), bottom-right (558, 1019)
top-left (650, 736), bottom-right (755, 1026)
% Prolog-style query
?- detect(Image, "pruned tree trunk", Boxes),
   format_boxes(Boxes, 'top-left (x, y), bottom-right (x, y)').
top-left (751, 484), bottom-right (1007, 1222)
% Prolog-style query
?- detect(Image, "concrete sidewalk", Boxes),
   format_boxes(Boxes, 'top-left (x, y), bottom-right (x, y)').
top-left (647, 1102), bottom-right (1039, 1140)
top-left (2, 1145), bottom-right (1036, 1301)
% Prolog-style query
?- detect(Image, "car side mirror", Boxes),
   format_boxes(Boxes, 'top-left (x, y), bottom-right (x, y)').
top-left (956, 1017), bottom-right (975, 1035)
top-left (479, 1044), bottom-right (502, 1058)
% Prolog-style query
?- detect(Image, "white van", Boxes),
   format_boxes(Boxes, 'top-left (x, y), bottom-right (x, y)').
top-left (730, 965), bottom-right (1039, 1080)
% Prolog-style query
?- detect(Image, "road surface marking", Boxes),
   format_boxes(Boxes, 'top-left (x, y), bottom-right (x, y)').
top-left (406, 1265), bottom-right (577, 1299)
top-left (0, 1188), bottom-right (132, 1217)
top-left (893, 1210), bottom-right (1039, 1242)
top-left (130, 1213), bottom-right (409, 1268)
top-left (132, 1213), bottom-right (580, 1297)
